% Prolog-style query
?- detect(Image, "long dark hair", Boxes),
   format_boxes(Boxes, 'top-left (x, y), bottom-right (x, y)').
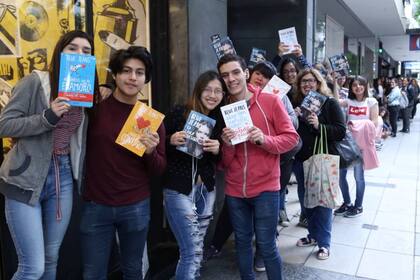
top-left (278, 57), bottom-right (300, 82)
top-left (184, 70), bottom-right (225, 119)
top-left (348, 76), bottom-right (368, 101)
top-left (49, 30), bottom-right (99, 104)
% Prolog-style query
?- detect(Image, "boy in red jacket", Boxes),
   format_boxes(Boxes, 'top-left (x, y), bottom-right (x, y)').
top-left (217, 54), bottom-right (299, 280)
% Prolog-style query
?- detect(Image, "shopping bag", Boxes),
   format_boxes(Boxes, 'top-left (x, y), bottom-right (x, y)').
top-left (303, 125), bottom-right (341, 209)
top-left (335, 130), bottom-right (362, 169)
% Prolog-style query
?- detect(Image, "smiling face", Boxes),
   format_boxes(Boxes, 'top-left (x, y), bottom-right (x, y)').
top-left (219, 61), bottom-right (248, 100)
top-left (351, 80), bottom-right (366, 101)
top-left (113, 58), bottom-right (146, 104)
top-left (200, 79), bottom-right (224, 114)
top-left (249, 70), bottom-right (270, 88)
top-left (300, 73), bottom-right (319, 95)
top-left (282, 62), bottom-right (297, 85)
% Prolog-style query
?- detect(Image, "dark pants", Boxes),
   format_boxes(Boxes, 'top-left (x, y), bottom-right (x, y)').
top-left (388, 105), bottom-right (400, 135)
top-left (402, 105), bottom-right (413, 131)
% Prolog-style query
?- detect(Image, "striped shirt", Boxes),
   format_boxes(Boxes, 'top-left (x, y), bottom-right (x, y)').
top-left (53, 107), bottom-right (83, 155)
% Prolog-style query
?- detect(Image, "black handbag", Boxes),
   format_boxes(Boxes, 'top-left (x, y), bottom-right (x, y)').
top-left (335, 131), bottom-right (363, 169)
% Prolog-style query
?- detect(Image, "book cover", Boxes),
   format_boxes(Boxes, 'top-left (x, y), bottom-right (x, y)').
top-left (210, 33), bottom-right (221, 43)
top-left (329, 54), bottom-right (350, 78)
top-left (116, 101), bottom-right (165, 157)
top-left (220, 100), bottom-right (253, 145)
top-left (262, 75), bottom-right (291, 98)
top-left (278, 27), bottom-right (298, 54)
top-left (210, 36), bottom-right (237, 60)
top-left (58, 53), bottom-right (96, 107)
top-left (176, 110), bottom-right (216, 159)
top-left (248, 47), bottom-right (267, 68)
top-left (300, 91), bottom-right (328, 121)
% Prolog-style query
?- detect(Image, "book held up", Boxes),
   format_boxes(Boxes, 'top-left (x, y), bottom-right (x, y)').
top-left (300, 91), bottom-right (327, 121)
top-left (210, 36), bottom-right (236, 60)
top-left (177, 111), bottom-right (216, 159)
top-left (116, 101), bottom-right (165, 157)
top-left (329, 54), bottom-right (350, 78)
top-left (58, 53), bottom-right (96, 107)
top-left (248, 47), bottom-right (267, 68)
top-left (221, 100), bottom-right (253, 145)
top-left (262, 75), bottom-right (291, 97)
top-left (278, 27), bottom-right (299, 54)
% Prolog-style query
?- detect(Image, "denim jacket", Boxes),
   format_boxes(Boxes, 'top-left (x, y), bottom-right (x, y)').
top-left (0, 71), bottom-right (88, 205)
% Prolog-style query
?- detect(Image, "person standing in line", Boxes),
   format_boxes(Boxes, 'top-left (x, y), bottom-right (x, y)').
top-left (291, 68), bottom-right (346, 260)
top-left (386, 78), bottom-right (401, 137)
top-left (334, 76), bottom-right (378, 218)
top-left (80, 46), bottom-right (166, 280)
top-left (0, 30), bottom-right (98, 280)
top-left (218, 54), bottom-right (299, 280)
top-left (163, 70), bottom-right (224, 280)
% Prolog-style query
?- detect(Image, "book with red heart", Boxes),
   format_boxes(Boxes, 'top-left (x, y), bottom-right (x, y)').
top-left (262, 75), bottom-right (291, 97)
top-left (115, 101), bottom-right (165, 156)
top-left (176, 110), bottom-right (216, 159)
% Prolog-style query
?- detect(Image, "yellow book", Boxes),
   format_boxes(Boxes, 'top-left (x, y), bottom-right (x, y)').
top-left (116, 101), bottom-right (165, 157)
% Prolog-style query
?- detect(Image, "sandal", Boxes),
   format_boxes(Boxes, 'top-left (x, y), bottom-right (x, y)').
top-left (316, 247), bottom-right (330, 260)
top-left (296, 237), bottom-right (317, 247)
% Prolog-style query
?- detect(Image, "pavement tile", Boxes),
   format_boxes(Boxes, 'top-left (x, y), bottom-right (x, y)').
top-left (366, 228), bottom-right (415, 255)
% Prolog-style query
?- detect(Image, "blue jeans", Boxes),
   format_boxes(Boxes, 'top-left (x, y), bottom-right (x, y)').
top-left (5, 155), bottom-right (73, 280)
top-left (339, 162), bottom-right (365, 208)
top-left (293, 160), bottom-right (306, 218)
top-left (80, 199), bottom-right (150, 280)
top-left (164, 184), bottom-right (216, 280)
top-left (306, 206), bottom-right (333, 249)
top-left (227, 192), bottom-right (282, 280)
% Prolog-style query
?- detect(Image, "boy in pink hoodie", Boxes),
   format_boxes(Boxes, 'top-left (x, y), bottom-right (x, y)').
top-left (217, 54), bottom-right (299, 280)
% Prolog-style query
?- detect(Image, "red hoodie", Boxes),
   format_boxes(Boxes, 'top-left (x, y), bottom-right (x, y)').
top-left (221, 84), bottom-right (299, 198)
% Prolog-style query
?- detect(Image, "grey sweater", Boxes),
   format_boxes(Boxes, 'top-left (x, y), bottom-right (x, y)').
top-left (0, 71), bottom-right (88, 205)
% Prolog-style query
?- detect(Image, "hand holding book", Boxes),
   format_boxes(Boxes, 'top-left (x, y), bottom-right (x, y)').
top-left (139, 131), bottom-right (160, 154)
top-left (170, 131), bottom-right (187, 146)
top-left (50, 96), bottom-right (71, 117)
top-left (202, 139), bottom-right (220, 155)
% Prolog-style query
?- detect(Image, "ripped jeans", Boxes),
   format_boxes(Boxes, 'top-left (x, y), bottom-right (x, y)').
top-left (163, 184), bottom-right (216, 280)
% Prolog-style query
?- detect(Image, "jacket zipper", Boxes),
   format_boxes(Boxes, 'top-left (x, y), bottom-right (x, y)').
top-left (242, 142), bottom-right (248, 197)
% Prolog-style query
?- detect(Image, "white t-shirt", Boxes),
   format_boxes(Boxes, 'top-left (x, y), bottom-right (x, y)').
top-left (346, 97), bottom-right (378, 121)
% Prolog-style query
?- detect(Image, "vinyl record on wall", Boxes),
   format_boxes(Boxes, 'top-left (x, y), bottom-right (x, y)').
top-left (19, 1), bottom-right (48, 41)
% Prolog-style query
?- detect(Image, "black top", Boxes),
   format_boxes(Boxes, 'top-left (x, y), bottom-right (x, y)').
top-left (295, 97), bottom-right (346, 162)
top-left (163, 105), bottom-right (223, 195)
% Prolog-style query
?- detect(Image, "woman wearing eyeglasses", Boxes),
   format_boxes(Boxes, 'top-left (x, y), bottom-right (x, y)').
top-left (291, 68), bottom-right (346, 260)
top-left (162, 70), bottom-right (224, 279)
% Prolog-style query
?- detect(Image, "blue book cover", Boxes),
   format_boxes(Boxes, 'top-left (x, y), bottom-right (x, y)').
top-left (176, 110), bottom-right (216, 159)
top-left (58, 53), bottom-right (96, 107)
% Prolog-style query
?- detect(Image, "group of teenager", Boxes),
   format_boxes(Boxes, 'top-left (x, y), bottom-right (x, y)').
top-left (0, 30), bottom-right (389, 280)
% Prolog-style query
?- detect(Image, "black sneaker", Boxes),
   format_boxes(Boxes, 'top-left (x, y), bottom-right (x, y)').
top-left (297, 216), bottom-right (308, 228)
top-left (203, 245), bottom-right (221, 262)
top-left (344, 206), bottom-right (363, 218)
top-left (334, 203), bottom-right (352, 216)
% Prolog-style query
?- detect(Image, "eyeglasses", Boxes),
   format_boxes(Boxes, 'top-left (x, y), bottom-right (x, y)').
top-left (282, 69), bottom-right (297, 75)
top-left (301, 78), bottom-right (317, 85)
top-left (203, 87), bottom-right (224, 96)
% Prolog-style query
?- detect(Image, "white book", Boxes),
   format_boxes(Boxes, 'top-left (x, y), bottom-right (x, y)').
top-left (220, 100), bottom-right (253, 145)
top-left (262, 75), bottom-right (291, 98)
top-left (278, 27), bottom-right (298, 54)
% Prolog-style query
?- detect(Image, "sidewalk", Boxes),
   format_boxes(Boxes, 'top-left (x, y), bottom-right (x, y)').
top-left (201, 114), bottom-right (420, 280)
